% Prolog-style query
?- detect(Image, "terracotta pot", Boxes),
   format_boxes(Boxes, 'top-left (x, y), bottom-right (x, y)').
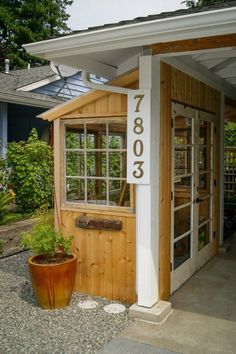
top-left (28, 253), bottom-right (77, 310)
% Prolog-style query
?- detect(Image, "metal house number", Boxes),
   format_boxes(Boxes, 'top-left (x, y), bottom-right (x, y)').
top-left (127, 89), bottom-right (150, 185)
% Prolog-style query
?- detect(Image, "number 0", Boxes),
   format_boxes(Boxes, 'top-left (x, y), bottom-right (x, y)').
top-left (133, 140), bottom-right (143, 157)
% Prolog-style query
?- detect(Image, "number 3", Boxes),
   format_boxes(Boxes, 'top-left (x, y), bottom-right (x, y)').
top-left (133, 161), bottom-right (144, 179)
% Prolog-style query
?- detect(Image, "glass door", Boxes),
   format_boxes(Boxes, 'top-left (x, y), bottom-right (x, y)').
top-left (171, 104), bottom-right (196, 292)
top-left (196, 111), bottom-right (214, 268)
top-left (171, 103), bottom-right (214, 294)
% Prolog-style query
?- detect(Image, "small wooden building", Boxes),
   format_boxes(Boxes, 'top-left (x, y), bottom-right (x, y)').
top-left (26, 2), bottom-right (236, 309)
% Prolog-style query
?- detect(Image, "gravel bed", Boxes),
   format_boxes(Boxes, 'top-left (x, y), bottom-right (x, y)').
top-left (0, 251), bottom-right (132, 354)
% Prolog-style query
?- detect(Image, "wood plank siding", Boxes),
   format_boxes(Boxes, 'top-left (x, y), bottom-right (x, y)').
top-left (61, 210), bottom-right (136, 303)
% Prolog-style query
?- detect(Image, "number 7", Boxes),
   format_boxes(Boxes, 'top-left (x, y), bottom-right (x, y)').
top-left (134, 94), bottom-right (144, 113)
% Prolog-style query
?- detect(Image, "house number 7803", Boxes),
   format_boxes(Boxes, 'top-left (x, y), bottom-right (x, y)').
top-left (133, 95), bottom-right (145, 179)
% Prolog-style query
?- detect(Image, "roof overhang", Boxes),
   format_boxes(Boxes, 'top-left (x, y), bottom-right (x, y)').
top-left (24, 7), bottom-right (236, 57)
top-left (24, 6), bottom-right (236, 100)
top-left (0, 92), bottom-right (59, 109)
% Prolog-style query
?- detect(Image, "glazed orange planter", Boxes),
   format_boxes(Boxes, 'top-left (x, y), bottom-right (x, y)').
top-left (28, 254), bottom-right (77, 310)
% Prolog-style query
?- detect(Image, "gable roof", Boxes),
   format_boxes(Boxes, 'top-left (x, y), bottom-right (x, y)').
top-left (0, 66), bottom-right (62, 108)
top-left (0, 65), bottom-right (107, 107)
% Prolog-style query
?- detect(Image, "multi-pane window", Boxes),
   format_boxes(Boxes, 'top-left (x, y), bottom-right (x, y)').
top-left (64, 120), bottom-right (130, 207)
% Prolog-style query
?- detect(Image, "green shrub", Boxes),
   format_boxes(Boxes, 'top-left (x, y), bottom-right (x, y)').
top-left (6, 128), bottom-right (53, 213)
top-left (0, 191), bottom-right (20, 225)
top-left (21, 211), bottom-right (73, 263)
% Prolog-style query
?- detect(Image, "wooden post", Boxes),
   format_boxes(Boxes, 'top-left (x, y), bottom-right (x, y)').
top-left (136, 56), bottom-right (160, 307)
top-left (53, 119), bottom-right (61, 230)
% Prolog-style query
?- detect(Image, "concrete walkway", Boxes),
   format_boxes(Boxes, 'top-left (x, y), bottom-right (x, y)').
top-left (99, 232), bottom-right (236, 354)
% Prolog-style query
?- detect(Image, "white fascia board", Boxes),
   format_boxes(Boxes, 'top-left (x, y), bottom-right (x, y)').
top-left (162, 55), bottom-right (236, 100)
top-left (17, 75), bottom-right (60, 92)
top-left (51, 55), bottom-right (117, 78)
top-left (23, 7), bottom-right (236, 59)
top-left (0, 93), bottom-right (58, 108)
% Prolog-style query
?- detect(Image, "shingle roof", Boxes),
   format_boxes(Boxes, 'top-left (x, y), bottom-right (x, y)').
top-left (12, 65), bottom-right (55, 88)
top-left (0, 66), bottom-right (62, 107)
top-left (66, 1), bottom-right (236, 36)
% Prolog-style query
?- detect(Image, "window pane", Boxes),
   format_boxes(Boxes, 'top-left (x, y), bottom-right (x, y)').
top-left (109, 180), bottom-right (130, 207)
top-left (175, 147), bottom-right (192, 176)
top-left (66, 178), bottom-right (85, 202)
top-left (199, 197), bottom-right (210, 225)
top-left (109, 123), bottom-right (127, 149)
top-left (87, 179), bottom-right (107, 204)
top-left (66, 125), bottom-right (85, 149)
top-left (175, 116), bottom-right (192, 145)
top-left (199, 172), bottom-right (211, 196)
top-left (198, 223), bottom-right (210, 250)
top-left (87, 124), bottom-right (106, 149)
top-left (174, 234), bottom-right (191, 270)
top-left (199, 121), bottom-right (211, 145)
top-left (199, 147), bottom-right (211, 172)
top-left (66, 152), bottom-right (84, 177)
top-left (174, 205), bottom-right (191, 238)
top-left (87, 152), bottom-right (107, 177)
top-left (109, 152), bottom-right (126, 178)
top-left (174, 176), bottom-right (192, 207)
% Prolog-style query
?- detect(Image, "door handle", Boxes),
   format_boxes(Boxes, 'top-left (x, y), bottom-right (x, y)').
top-left (195, 197), bottom-right (204, 203)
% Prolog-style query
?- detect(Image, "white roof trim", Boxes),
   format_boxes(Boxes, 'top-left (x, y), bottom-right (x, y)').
top-left (17, 75), bottom-right (60, 92)
top-left (0, 92), bottom-right (58, 108)
top-left (24, 7), bottom-right (236, 59)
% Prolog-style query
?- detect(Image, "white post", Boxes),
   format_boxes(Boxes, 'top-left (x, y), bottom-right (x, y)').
top-left (136, 56), bottom-right (160, 307)
top-left (0, 102), bottom-right (8, 158)
top-left (219, 93), bottom-right (225, 245)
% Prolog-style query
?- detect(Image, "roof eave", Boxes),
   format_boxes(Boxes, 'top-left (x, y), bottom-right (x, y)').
top-left (23, 7), bottom-right (236, 59)
top-left (0, 92), bottom-right (59, 109)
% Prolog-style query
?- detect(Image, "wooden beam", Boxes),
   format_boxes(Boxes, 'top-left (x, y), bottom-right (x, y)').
top-left (147, 34), bottom-right (236, 55)
top-left (61, 112), bottom-right (127, 119)
top-left (211, 58), bottom-right (236, 73)
top-left (159, 61), bottom-right (171, 301)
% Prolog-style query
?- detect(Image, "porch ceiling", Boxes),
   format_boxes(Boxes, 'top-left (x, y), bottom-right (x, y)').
top-left (192, 48), bottom-right (236, 90)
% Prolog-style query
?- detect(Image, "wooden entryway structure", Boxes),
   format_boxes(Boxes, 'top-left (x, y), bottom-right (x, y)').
top-left (25, 3), bottom-right (236, 308)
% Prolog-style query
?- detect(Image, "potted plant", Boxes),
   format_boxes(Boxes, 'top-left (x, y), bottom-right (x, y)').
top-left (21, 211), bottom-right (77, 310)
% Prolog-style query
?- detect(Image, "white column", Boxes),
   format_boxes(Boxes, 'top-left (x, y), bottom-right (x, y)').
top-left (219, 93), bottom-right (225, 245)
top-left (0, 102), bottom-right (8, 158)
top-left (136, 56), bottom-right (160, 307)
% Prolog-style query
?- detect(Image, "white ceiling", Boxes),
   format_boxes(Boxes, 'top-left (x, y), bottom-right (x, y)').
top-left (192, 48), bottom-right (236, 90)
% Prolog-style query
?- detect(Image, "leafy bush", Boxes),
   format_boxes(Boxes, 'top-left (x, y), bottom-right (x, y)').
top-left (0, 158), bottom-right (24, 225)
top-left (0, 191), bottom-right (16, 225)
top-left (21, 211), bottom-right (73, 263)
top-left (6, 128), bottom-right (53, 213)
top-left (0, 158), bottom-right (10, 193)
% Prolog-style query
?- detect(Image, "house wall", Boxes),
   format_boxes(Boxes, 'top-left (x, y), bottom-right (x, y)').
top-left (159, 62), bottom-right (221, 300)
top-left (8, 103), bottom-right (48, 142)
